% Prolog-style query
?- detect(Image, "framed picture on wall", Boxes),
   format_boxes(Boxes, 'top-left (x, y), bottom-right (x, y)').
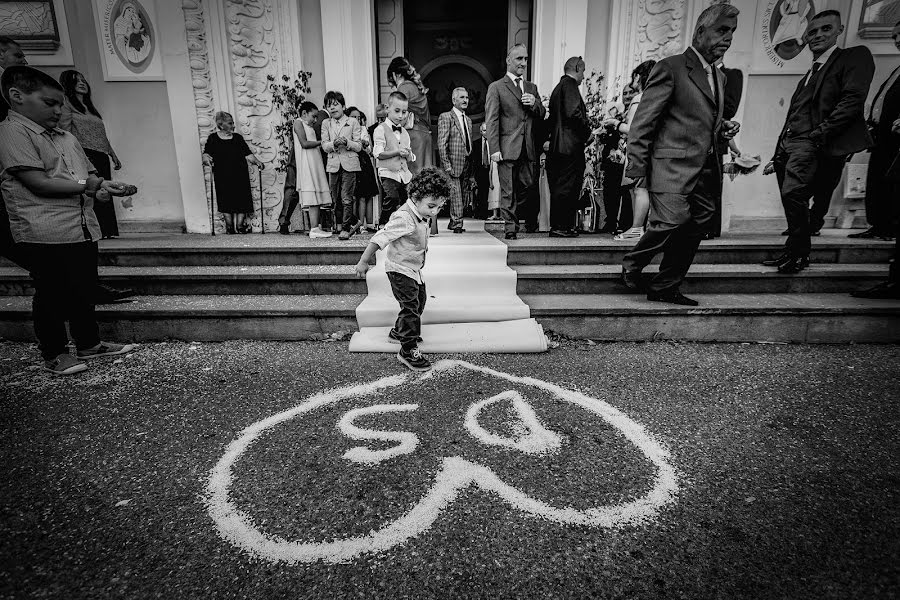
top-left (856, 0), bottom-right (900, 38)
top-left (750, 0), bottom-right (853, 74)
top-left (91, 0), bottom-right (164, 81)
top-left (0, 0), bottom-right (74, 65)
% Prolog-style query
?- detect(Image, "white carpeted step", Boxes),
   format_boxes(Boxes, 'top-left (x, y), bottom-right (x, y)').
top-left (349, 319), bottom-right (548, 353)
top-left (355, 294), bottom-right (532, 327)
top-left (364, 264), bottom-right (517, 297)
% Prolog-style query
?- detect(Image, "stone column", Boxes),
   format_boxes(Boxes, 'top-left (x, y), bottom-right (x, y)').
top-left (320, 0), bottom-right (378, 119)
top-left (178, 0), bottom-right (304, 234)
top-left (532, 0), bottom-right (589, 98)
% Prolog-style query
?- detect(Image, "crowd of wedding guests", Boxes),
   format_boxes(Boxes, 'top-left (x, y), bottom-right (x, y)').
top-left (0, 5), bottom-right (898, 378)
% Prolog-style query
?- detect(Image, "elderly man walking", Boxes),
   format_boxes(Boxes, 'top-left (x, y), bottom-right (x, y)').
top-left (438, 87), bottom-right (474, 234)
top-left (485, 43), bottom-right (545, 240)
top-left (621, 4), bottom-right (741, 305)
top-left (547, 56), bottom-right (590, 238)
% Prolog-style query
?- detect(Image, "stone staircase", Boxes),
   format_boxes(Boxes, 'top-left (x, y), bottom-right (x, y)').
top-left (0, 228), bottom-right (897, 343)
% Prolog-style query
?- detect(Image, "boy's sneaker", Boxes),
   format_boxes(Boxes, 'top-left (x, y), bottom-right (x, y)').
top-left (44, 353), bottom-right (88, 376)
top-left (397, 346), bottom-right (432, 372)
top-left (309, 226), bottom-right (333, 239)
top-left (614, 227), bottom-right (644, 241)
top-left (388, 329), bottom-right (423, 344)
top-left (77, 342), bottom-right (137, 360)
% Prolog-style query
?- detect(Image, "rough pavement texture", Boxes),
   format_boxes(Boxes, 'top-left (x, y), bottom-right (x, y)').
top-left (1, 340), bottom-right (898, 600)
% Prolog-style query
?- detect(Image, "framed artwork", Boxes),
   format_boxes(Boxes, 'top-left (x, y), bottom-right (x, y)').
top-left (751, 0), bottom-right (853, 74)
top-left (856, 0), bottom-right (900, 38)
top-left (91, 0), bottom-right (164, 81)
top-left (0, 0), bottom-right (73, 64)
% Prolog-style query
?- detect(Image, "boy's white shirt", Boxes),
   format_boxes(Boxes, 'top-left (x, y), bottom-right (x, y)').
top-left (373, 120), bottom-right (416, 184)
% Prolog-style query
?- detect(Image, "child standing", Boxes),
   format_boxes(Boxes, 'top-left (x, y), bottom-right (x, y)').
top-left (320, 91), bottom-right (363, 240)
top-left (373, 91), bottom-right (416, 226)
top-left (0, 66), bottom-right (137, 375)
top-left (355, 167), bottom-right (450, 372)
top-left (293, 101), bottom-right (332, 238)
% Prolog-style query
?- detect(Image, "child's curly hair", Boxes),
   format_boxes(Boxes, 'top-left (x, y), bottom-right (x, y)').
top-left (408, 167), bottom-right (451, 203)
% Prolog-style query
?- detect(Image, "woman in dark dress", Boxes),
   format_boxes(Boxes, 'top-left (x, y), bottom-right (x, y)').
top-left (202, 111), bottom-right (264, 234)
top-left (59, 70), bottom-right (124, 239)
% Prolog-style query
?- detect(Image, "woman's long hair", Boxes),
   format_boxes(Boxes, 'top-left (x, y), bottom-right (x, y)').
top-left (59, 70), bottom-right (102, 118)
top-left (387, 56), bottom-right (428, 95)
top-left (631, 60), bottom-right (657, 92)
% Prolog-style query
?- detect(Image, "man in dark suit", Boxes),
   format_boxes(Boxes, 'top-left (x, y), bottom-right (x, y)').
top-left (485, 43), bottom-right (546, 240)
top-left (438, 87), bottom-right (474, 234)
top-left (763, 10), bottom-right (875, 273)
top-left (621, 4), bottom-right (741, 306)
top-left (852, 20), bottom-right (900, 241)
top-left (547, 56), bottom-right (590, 238)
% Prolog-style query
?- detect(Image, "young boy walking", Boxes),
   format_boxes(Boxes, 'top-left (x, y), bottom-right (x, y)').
top-left (373, 91), bottom-right (416, 226)
top-left (355, 167), bottom-right (450, 372)
top-left (320, 91), bottom-right (363, 240)
top-left (0, 66), bottom-right (137, 375)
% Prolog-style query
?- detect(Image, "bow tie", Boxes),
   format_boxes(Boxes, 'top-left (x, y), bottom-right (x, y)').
top-left (392, 125), bottom-right (403, 133)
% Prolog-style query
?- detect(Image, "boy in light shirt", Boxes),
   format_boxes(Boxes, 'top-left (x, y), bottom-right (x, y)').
top-left (373, 91), bottom-right (416, 225)
top-left (355, 167), bottom-right (450, 372)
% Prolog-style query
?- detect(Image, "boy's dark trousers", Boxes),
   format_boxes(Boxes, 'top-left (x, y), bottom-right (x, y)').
top-left (329, 168), bottom-right (359, 232)
top-left (387, 272), bottom-right (426, 351)
top-left (379, 178), bottom-right (408, 225)
top-left (20, 241), bottom-right (101, 361)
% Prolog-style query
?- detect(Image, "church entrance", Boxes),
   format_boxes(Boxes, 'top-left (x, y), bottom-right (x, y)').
top-left (375, 0), bottom-right (533, 133)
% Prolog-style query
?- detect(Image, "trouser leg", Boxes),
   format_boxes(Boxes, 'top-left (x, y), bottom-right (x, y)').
top-left (388, 272), bottom-right (424, 351)
top-left (448, 175), bottom-right (464, 230)
top-left (340, 170), bottom-right (359, 231)
top-left (548, 153), bottom-right (584, 231)
top-left (65, 242), bottom-right (101, 352)
top-left (778, 136), bottom-right (819, 258)
top-left (379, 178), bottom-right (406, 225)
top-left (810, 154), bottom-right (847, 232)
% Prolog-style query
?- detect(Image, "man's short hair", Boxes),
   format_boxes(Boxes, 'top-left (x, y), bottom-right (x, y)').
top-left (323, 90), bottom-right (345, 107)
top-left (812, 10), bottom-right (842, 23)
top-left (388, 90), bottom-right (407, 104)
top-left (563, 56), bottom-right (584, 73)
top-left (298, 101), bottom-right (318, 114)
top-left (408, 167), bottom-right (451, 203)
top-left (451, 87), bottom-right (467, 101)
top-left (693, 3), bottom-right (740, 41)
top-left (1, 65), bottom-right (62, 103)
top-left (507, 43), bottom-right (527, 58)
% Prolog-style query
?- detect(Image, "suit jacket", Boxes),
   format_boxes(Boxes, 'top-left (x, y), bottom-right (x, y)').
top-left (320, 115), bottom-right (362, 173)
top-left (776, 46), bottom-right (875, 157)
top-left (870, 63), bottom-right (900, 147)
top-left (548, 75), bottom-right (590, 156)
top-left (484, 75), bottom-right (545, 162)
top-left (721, 67), bottom-right (743, 121)
top-left (437, 110), bottom-right (472, 177)
top-left (625, 48), bottom-right (724, 194)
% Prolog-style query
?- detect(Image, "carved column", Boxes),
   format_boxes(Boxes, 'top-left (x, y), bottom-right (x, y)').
top-left (181, 0), bottom-right (303, 234)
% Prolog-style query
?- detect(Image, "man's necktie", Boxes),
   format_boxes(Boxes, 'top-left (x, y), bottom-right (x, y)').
top-left (515, 77), bottom-right (524, 95)
top-left (462, 117), bottom-right (471, 153)
top-left (806, 62), bottom-right (822, 86)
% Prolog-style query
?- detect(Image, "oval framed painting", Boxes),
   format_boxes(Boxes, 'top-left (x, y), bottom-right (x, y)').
top-left (107, 0), bottom-right (155, 73)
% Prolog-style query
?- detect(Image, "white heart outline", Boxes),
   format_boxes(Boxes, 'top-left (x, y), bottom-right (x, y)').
top-left (204, 360), bottom-right (680, 565)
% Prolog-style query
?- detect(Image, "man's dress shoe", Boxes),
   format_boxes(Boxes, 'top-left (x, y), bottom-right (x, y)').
top-left (504, 232), bottom-right (517, 240)
top-left (761, 253), bottom-right (791, 267)
top-left (646, 290), bottom-right (699, 306)
top-left (549, 229), bottom-right (577, 238)
top-left (524, 225), bottom-right (539, 234)
top-left (781, 229), bottom-right (790, 236)
top-left (848, 227), bottom-right (878, 239)
top-left (453, 227), bottom-right (465, 234)
top-left (777, 256), bottom-right (810, 274)
top-left (851, 281), bottom-right (900, 299)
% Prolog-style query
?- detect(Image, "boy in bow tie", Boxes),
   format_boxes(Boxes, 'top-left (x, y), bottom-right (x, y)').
top-left (373, 91), bottom-right (416, 225)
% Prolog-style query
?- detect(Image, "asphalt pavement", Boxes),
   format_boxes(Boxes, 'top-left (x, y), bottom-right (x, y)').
top-left (1, 339), bottom-right (898, 600)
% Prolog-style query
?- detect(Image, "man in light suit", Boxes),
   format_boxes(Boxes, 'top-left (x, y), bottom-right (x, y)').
top-left (438, 87), bottom-right (474, 234)
top-left (547, 56), bottom-right (591, 238)
top-left (485, 43), bottom-right (546, 239)
top-left (621, 4), bottom-right (741, 306)
top-left (762, 10), bottom-right (875, 272)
